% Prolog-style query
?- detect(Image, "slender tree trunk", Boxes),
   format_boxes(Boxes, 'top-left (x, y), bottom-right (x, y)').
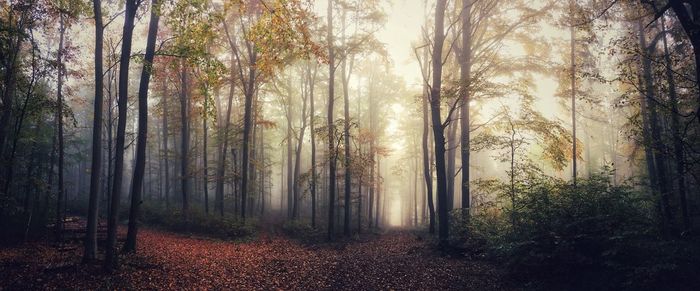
top-left (105, 0), bottom-right (139, 271)
top-left (203, 92), bottom-right (209, 215)
top-left (260, 125), bottom-right (265, 215)
top-left (55, 14), bottom-right (66, 242)
top-left (124, 0), bottom-right (160, 252)
top-left (180, 62), bottom-right (190, 216)
top-left (422, 66), bottom-right (436, 234)
top-left (309, 65), bottom-right (318, 228)
top-left (293, 74), bottom-right (308, 219)
top-left (446, 119), bottom-right (457, 210)
top-left (637, 19), bottom-right (674, 232)
top-left (375, 157), bottom-right (381, 227)
top-left (84, 0), bottom-right (104, 262)
top-left (239, 54), bottom-right (257, 221)
top-left (368, 75), bottom-right (375, 229)
top-left (414, 155), bottom-right (418, 227)
top-left (162, 85), bottom-right (170, 209)
top-left (570, 0), bottom-right (577, 185)
top-left (286, 107), bottom-right (293, 218)
top-left (430, 0), bottom-right (449, 246)
top-left (660, 17), bottom-right (690, 231)
top-left (326, 0), bottom-right (337, 240)
top-left (459, 0), bottom-right (472, 211)
top-left (340, 9), bottom-right (352, 236)
top-left (215, 65), bottom-right (235, 216)
top-left (106, 72), bottom-right (114, 216)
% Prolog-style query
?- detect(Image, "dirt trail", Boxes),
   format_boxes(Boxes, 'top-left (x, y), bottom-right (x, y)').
top-left (0, 225), bottom-right (510, 290)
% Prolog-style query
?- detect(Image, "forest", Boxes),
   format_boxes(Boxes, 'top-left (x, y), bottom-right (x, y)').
top-left (1, 0), bottom-right (699, 289)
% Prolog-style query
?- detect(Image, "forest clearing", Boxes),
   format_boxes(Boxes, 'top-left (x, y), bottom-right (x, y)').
top-left (2, 0), bottom-right (700, 289)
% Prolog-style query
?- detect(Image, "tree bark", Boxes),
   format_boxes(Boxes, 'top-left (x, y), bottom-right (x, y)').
top-left (215, 68), bottom-right (235, 216)
top-left (309, 64), bottom-right (318, 228)
top-left (422, 49), bottom-right (436, 234)
top-left (459, 0), bottom-right (472, 211)
top-left (430, 0), bottom-right (449, 246)
top-left (84, 0), bottom-right (104, 262)
top-left (239, 50), bottom-right (257, 221)
top-left (293, 73), bottom-right (308, 219)
top-left (637, 19), bottom-right (674, 232)
top-left (55, 13), bottom-right (66, 242)
top-left (660, 17), bottom-right (690, 231)
top-left (180, 62), bottom-right (191, 216)
top-left (124, 0), bottom-right (160, 252)
top-left (341, 9), bottom-right (352, 236)
top-left (105, 0), bottom-right (139, 271)
top-left (327, 0), bottom-right (337, 240)
top-left (570, 0), bottom-right (577, 185)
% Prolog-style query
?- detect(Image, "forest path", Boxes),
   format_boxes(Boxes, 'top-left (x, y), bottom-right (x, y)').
top-left (0, 226), bottom-right (511, 290)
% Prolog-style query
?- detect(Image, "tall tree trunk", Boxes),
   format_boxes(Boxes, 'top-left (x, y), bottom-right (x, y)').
top-left (570, 0), bottom-right (577, 185)
top-left (124, 0), bottom-right (160, 252)
top-left (215, 65), bottom-right (235, 216)
top-left (293, 74), bottom-right (308, 219)
top-left (55, 13), bottom-right (67, 242)
top-left (637, 19), bottom-right (674, 232)
top-left (413, 154), bottom-right (418, 227)
top-left (341, 9), bottom-right (352, 236)
top-left (286, 106), bottom-right (293, 218)
top-left (162, 85), bottom-right (170, 209)
top-left (368, 73), bottom-right (375, 229)
top-left (660, 17), bottom-right (690, 231)
top-left (446, 119), bottom-right (457, 210)
top-left (84, 0), bottom-right (104, 262)
top-left (203, 91), bottom-right (209, 215)
top-left (239, 53), bottom-right (257, 221)
top-left (420, 34), bottom-right (436, 234)
top-left (260, 125), bottom-right (265, 215)
top-left (180, 62), bottom-right (190, 216)
top-left (368, 142), bottom-right (374, 229)
top-left (326, 0), bottom-right (337, 240)
top-left (105, 0), bottom-right (139, 271)
top-left (309, 65), bottom-right (318, 229)
top-left (430, 0), bottom-right (449, 246)
top-left (375, 157), bottom-right (381, 227)
top-left (459, 0), bottom-right (472, 211)
top-left (106, 72), bottom-right (114, 216)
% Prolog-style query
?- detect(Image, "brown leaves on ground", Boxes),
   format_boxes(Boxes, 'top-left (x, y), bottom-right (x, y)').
top-left (0, 228), bottom-right (511, 290)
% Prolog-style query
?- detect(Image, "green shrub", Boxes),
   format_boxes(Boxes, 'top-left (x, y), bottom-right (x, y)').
top-left (139, 205), bottom-right (256, 240)
top-left (280, 220), bottom-right (324, 243)
top-left (462, 173), bottom-right (700, 290)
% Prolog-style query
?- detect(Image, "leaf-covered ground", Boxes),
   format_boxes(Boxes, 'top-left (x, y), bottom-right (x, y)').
top-left (0, 225), bottom-right (511, 290)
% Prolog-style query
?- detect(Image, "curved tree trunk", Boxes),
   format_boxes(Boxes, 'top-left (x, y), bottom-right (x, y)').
top-left (124, 0), bottom-right (161, 252)
top-left (105, 0), bottom-right (139, 271)
top-left (430, 0), bottom-right (449, 246)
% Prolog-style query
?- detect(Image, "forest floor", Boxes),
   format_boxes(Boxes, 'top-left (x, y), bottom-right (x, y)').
top-left (0, 218), bottom-right (512, 290)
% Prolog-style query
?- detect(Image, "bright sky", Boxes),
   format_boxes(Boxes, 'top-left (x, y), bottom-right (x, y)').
top-left (378, 0), bottom-right (425, 90)
top-left (313, 0), bottom-right (425, 89)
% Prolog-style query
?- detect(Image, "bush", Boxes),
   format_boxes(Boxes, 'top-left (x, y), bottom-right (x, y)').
top-left (462, 174), bottom-right (700, 290)
top-left (139, 205), bottom-right (256, 240)
top-left (280, 220), bottom-right (324, 243)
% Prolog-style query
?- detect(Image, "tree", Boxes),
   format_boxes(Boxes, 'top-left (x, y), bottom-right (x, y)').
top-left (83, 0), bottom-right (104, 263)
top-left (54, 8), bottom-right (66, 242)
top-left (105, 0), bottom-right (140, 271)
top-left (124, 0), bottom-right (161, 253)
top-left (326, 0), bottom-right (337, 240)
top-left (430, 0), bottom-right (450, 246)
